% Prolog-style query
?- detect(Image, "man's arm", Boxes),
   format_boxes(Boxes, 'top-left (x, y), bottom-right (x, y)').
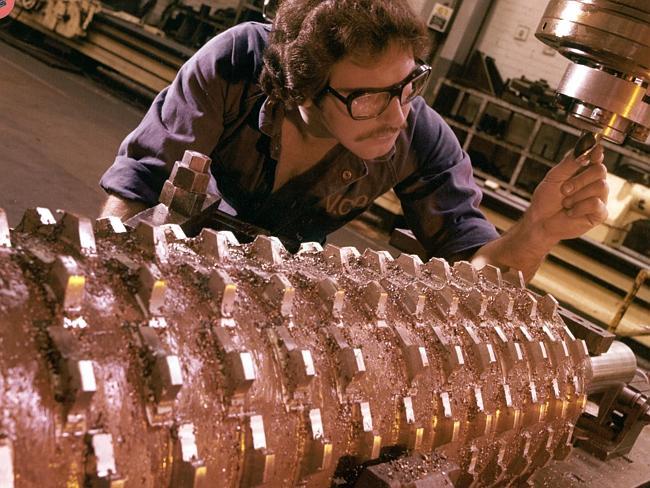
top-left (99, 23), bottom-right (270, 213)
top-left (471, 144), bottom-right (608, 282)
top-left (99, 194), bottom-right (148, 220)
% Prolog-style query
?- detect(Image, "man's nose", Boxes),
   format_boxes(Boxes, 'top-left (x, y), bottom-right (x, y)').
top-left (379, 95), bottom-right (408, 126)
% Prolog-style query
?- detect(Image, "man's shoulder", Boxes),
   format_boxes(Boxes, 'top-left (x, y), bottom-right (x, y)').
top-left (409, 98), bottom-right (446, 132)
top-left (223, 21), bottom-right (272, 51)
top-left (192, 22), bottom-right (271, 83)
top-left (407, 98), bottom-right (459, 154)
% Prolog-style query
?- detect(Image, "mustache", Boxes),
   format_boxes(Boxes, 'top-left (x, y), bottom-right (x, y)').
top-left (355, 123), bottom-right (407, 142)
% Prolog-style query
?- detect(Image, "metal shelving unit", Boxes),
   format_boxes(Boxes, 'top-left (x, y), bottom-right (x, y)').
top-left (431, 78), bottom-right (650, 200)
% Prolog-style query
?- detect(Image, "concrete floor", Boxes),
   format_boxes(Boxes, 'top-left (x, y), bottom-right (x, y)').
top-left (1, 33), bottom-right (650, 487)
top-left (0, 37), bottom-right (144, 225)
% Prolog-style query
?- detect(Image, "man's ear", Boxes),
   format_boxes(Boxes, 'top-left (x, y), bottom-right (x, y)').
top-left (297, 99), bottom-right (334, 138)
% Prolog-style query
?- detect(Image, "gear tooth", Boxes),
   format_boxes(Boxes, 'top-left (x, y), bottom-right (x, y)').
top-left (396, 253), bottom-right (423, 277)
top-left (134, 221), bottom-right (169, 262)
top-left (323, 244), bottom-right (346, 267)
top-left (251, 235), bottom-right (285, 265)
top-left (361, 248), bottom-right (393, 275)
top-left (505, 431), bottom-right (532, 476)
top-left (0, 438), bottom-right (14, 487)
top-left (137, 263), bottom-right (167, 316)
top-left (50, 255), bottom-right (85, 313)
top-left (491, 325), bottom-right (524, 372)
top-left (518, 292), bottom-right (538, 321)
top-left (490, 289), bottom-right (514, 319)
top-left (432, 391), bottom-right (459, 448)
top-left (422, 257), bottom-right (451, 282)
top-left (461, 324), bottom-right (497, 373)
top-left (159, 178), bottom-right (207, 216)
top-left (394, 326), bottom-right (429, 381)
top-left (263, 274), bottom-right (295, 317)
top-left (243, 415), bottom-right (276, 486)
top-left (363, 280), bottom-right (388, 319)
top-left (398, 396), bottom-right (424, 451)
top-left (317, 277), bottom-right (345, 318)
top-left (0, 208), bottom-right (12, 248)
top-left (297, 242), bottom-right (323, 255)
top-left (503, 269), bottom-right (525, 288)
top-left (199, 228), bottom-right (238, 261)
top-left (539, 294), bottom-right (559, 319)
top-left (434, 285), bottom-right (458, 317)
top-left (151, 354), bottom-right (184, 403)
top-left (172, 424), bottom-right (207, 484)
top-left (16, 207), bottom-right (57, 234)
top-left (57, 212), bottom-right (97, 256)
top-left (453, 260), bottom-right (477, 284)
top-left (517, 325), bottom-right (549, 369)
top-left (305, 408), bottom-right (333, 473)
top-left (328, 326), bottom-right (366, 386)
top-left (94, 216), bottom-right (127, 237)
top-left (277, 326), bottom-right (316, 389)
top-left (403, 282), bottom-right (426, 318)
top-left (479, 264), bottom-right (502, 286)
top-left (464, 288), bottom-right (488, 319)
top-left (213, 328), bottom-right (256, 394)
top-left (431, 326), bottom-right (465, 375)
top-left (355, 402), bottom-right (382, 461)
top-left (208, 269), bottom-right (237, 317)
top-left (160, 224), bottom-right (187, 243)
top-left (85, 433), bottom-right (126, 486)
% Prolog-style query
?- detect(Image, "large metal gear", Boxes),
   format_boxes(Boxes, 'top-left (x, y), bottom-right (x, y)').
top-left (0, 202), bottom-right (599, 487)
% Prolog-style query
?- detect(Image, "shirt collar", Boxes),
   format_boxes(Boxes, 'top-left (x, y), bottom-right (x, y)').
top-left (258, 97), bottom-right (278, 137)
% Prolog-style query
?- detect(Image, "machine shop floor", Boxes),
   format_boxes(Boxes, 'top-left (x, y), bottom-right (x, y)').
top-left (1, 36), bottom-right (649, 487)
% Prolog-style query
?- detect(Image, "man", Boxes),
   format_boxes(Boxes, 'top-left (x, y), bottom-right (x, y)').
top-left (99, 0), bottom-right (608, 282)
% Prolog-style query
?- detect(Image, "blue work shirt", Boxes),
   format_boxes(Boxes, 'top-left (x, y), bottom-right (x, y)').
top-left (100, 22), bottom-right (499, 259)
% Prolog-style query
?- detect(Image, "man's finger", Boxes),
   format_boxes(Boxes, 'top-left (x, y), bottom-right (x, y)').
top-left (560, 163), bottom-right (608, 196)
top-left (565, 197), bottom-right (608, 222)
top-left (546, 144), bottom-right (604, 183)
top-left (562, 178), bottom-right (609, 209)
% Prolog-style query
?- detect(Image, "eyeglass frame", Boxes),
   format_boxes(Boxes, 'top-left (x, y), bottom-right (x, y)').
top-left (320, 61), bottom-right (432, 121)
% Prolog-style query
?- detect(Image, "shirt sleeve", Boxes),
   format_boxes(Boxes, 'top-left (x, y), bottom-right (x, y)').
top-left (99, 23), bottom-right (265, 205)
top-left (395, 102), bottom-right (500, 260)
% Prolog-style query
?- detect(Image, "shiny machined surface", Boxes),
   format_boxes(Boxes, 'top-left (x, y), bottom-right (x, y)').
top-left (0, 207), bottom-right (590, 487)
top-left (536, 0), bottom-right (650, 142)
top-left (587, 341), bottom-right (638, 394)
top-left (536, 0), bottom-right (650, 77)
top-left (558, 64), bottom-right (650, 143)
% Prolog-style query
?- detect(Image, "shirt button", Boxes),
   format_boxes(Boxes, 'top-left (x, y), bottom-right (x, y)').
top-left (341, 170), bottom-right (353, 181)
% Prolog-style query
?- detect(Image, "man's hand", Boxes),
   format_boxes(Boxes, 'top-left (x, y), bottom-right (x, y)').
top-left (472, 142), bottom-right (609, 282)
top-left (99, 194), bottom-right (148, 220)
top-left (524, 143), bottom-right (608, 250)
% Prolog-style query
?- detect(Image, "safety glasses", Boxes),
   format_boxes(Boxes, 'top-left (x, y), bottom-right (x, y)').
top-left (322, 62), bottom-right (432, 120)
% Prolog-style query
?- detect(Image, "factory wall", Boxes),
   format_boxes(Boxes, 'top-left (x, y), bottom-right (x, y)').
top-left (474, 0), bottom-right (570, 88)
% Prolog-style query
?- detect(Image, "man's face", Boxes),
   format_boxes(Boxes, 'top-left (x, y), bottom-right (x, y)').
top-left (304, 43), bottom-right (417, 160)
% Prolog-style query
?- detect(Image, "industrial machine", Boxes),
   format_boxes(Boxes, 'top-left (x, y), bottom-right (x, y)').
top-left (535, 0), bottom-right (650, 145)
top-left (1, 0), bottom-right (650, 486)
top-left (0, 150), bottom-right (648, 487)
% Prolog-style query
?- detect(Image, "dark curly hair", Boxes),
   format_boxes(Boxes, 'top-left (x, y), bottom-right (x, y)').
top-left (259, 0), bottom-right (430, 109)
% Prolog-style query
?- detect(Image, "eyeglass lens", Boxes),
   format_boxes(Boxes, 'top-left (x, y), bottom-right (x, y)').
top-left (349, 70), bottom-right (429, 119)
